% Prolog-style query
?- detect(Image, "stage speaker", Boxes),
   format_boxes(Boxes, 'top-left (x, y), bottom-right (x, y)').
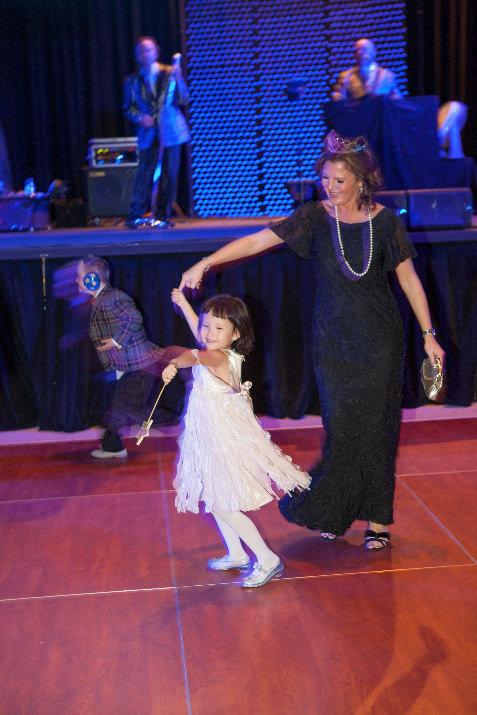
top-left (375, 191), bottom-right (408, 226)
top-left (407, 188), bottom-right (473, 230)
top-left (86, 167), bottom-right (136, 218)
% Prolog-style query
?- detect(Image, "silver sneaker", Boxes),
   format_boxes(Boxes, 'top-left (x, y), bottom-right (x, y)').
top-left (242, 559), bottom-right (284, 588)
top-left (207, 555), bottom-right (251, 571)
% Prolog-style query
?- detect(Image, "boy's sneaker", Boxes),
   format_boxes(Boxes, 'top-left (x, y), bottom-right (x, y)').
top-left (90, 448), bottom-right (128, 459)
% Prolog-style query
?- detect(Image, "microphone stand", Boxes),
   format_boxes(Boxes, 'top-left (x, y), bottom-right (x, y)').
top-left (285, 78), bottom-right (307, 206)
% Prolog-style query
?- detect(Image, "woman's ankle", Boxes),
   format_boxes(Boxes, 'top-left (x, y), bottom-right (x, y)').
top-left (368, 521), bottom-right (388, 533)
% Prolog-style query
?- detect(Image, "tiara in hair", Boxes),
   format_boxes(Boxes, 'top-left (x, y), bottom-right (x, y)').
top-left (325, 130), bottom-right (366, 154)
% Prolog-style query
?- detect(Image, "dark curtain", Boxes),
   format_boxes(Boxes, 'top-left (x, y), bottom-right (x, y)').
top-left (324, 95), bottom-right (440, 190)
top-left (406, 0), bottom-right (477, 161)
top-left (0, 245), bottom-right (476, 432)
top-left (0, 0), bottom-right (190, 212)
top-left (0, 262), bottom-right (43, 429)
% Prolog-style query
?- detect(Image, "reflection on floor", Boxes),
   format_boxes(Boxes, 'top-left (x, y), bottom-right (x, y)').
top-left (0, 407), bottom-right (476, 713)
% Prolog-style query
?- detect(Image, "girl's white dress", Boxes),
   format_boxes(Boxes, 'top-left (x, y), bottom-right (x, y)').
top-left (174, 349), bottom-right (311, 513)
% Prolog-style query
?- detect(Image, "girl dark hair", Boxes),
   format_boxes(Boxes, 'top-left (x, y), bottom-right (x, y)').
top-left (199, 294), bottom-right (254, 356)
top-left (315, 130), bottom-right (383, 210)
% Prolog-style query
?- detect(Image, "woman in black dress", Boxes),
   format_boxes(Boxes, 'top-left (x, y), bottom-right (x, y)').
top-left (177, 131), bottom-right (444, 550)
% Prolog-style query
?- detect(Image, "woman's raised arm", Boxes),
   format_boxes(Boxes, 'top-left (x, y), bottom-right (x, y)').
top-left (179, 227), bottom-right (283, 290)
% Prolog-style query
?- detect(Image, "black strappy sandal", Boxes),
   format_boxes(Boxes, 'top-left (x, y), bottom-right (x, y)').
top-left (364, 530), bottom-right (390, 550)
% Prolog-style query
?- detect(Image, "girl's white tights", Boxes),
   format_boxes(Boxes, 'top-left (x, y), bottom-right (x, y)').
top-left (212, 510), bottom-right (279, 569)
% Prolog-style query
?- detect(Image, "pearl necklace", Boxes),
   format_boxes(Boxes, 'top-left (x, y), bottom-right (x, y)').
top-left (334, 204), bottom-right (373, 281)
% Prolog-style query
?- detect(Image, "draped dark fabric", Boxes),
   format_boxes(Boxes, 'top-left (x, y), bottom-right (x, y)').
top-left (0, 0), bottom-right (190, 212)
top-left (0, 262), bottom-right (42, 429)
top-left (0, 245), bottom-right (476, 432)
top-left (324, 95), bottom-right (440, 190)
top-left (406, 0), bottom-right (477, 161)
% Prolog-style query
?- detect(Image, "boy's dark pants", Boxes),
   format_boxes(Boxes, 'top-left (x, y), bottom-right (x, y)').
top-left (101, 370), bottom-right (155, 452)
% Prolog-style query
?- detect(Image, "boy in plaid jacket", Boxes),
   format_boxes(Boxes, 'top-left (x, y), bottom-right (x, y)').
top-left (77, 255), bottom-right (175, 458)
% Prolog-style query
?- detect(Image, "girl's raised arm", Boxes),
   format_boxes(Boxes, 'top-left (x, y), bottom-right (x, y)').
top-left (172, 288), bottom-right (200, 341)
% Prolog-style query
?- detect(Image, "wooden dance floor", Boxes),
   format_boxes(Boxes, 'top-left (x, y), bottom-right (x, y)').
top-left (1, 406), bottom-right (476, 713)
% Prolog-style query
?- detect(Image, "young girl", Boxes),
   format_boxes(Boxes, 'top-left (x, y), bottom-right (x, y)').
top-left (162, 290), bottom-right (310, 588)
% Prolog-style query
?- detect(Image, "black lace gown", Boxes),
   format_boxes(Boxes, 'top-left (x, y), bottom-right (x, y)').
top-left (274, 202), bottom-right (417, 535)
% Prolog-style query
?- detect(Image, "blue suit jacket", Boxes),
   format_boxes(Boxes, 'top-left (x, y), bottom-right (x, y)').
top-left (123, 64), bottom-right (190, 150)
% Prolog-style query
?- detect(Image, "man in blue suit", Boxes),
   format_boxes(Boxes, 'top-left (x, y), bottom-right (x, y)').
top-left (123, 36), bottom-right (190, 228)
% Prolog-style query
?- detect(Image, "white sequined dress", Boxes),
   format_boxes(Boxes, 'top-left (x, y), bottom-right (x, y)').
top-left (174, 349), bottom-right (310, 513)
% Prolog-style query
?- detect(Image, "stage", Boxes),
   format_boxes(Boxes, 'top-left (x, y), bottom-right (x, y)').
top-left (0, 218), bottom-right (273, 260)
top-left (0, 215), bottom-right (477, 261)
top-left (1, 216), bottom-right (477, 433)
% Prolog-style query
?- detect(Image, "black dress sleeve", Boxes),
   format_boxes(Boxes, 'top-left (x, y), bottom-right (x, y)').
top-left (269, 202), bottom-right (317, 259)
top-left (383, 209), bottom-right (418, 271)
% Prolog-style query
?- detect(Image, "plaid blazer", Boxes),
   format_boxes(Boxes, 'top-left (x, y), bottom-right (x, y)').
top-left (90, 285), bottom-right (160, 373)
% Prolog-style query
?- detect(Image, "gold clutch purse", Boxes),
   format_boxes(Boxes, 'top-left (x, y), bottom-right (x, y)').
top-left (420, 356), bottom-right (446, 403)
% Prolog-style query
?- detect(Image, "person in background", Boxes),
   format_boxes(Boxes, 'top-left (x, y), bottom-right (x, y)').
top-left (123, 36), bottom-right (190, 228)
top-left (77, 255), bottom-right (177, 458)
top-left (332, 38), bottom-right (468, 158)
top-left (332, 38), bottom-right (402, 101)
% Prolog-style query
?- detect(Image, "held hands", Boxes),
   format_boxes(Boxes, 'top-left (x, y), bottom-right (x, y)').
top-left (178, 258), bottom-right (208, 291)
top-left (171, 287), bottom-right (188, 309)
top-left (162, 362), bottom-right (178, 384)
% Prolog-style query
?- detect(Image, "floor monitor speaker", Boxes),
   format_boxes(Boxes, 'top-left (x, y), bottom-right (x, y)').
top-left (407, 188), bottom-right (473, 230)
top-left (375, 191), bottom-right (408, 225)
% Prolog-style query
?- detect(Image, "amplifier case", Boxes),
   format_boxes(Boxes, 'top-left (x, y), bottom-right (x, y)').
top-left (87, 137), bottom-right (138, 168)
top-left (86, 167), bottom-right (136, 218)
